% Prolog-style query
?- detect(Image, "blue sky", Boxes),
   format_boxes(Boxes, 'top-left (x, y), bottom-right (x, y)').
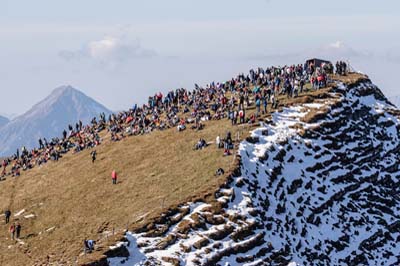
top-left (1, 0), bottom-right (399, 115)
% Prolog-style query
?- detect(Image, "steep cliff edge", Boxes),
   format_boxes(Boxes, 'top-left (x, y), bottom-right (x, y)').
top-left (107, 75), bottom-right (400, 266)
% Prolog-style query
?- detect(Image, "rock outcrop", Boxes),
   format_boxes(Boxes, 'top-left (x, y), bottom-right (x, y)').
top-left (108, 78), bottom-right (400, 266)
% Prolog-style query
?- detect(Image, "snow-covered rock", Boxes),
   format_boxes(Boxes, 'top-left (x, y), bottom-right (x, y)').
top-left (109, 79), bottom-right (400, 266)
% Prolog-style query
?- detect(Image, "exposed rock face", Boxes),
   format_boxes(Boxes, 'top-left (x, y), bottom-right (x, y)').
top-left (109, 80), bottom-right (400, 266)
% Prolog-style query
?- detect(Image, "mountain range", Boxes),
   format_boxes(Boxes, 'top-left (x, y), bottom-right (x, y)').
top-left (0, 86), bottom-right (112, 157)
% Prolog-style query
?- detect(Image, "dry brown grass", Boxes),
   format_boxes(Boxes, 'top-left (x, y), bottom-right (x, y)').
top-left (0, 118), bottom-right (249, 265)
top-left (0, 73), bottom-right (364, 265)
top-left (330, 72), bottom-right (369, 85)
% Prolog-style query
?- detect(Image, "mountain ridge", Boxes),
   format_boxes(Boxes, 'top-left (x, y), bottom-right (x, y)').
top-left (106, 75), bottom-right (400, 266)
top-left (0, 73), bottom-right (398, 266)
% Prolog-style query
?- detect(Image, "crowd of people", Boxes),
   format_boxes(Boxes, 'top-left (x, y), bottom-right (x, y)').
top-left (1, 59), bottom-right (348, 243)
top-left (9, 221), bottom-right (21, 240)
top-left (0, 60), bottom-right (345, 181)
top-left (3, 209), bottom-right (22, 241)
top-left (336, 61), bottom-right (348, 76)
top-left (1, 122), bottom-right (102, 179)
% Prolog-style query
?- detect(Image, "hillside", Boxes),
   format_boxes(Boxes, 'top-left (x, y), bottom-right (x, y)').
top-left (0, 86), bottom-right (112, 157)
top-left (0, 66), bottom-right (326, 265)
top-left (106, 74), bottom-right (400, 265)
top-left (0, 110), bottom-right (245, 265)
top-left (0, 71), bottom-right (399, 266)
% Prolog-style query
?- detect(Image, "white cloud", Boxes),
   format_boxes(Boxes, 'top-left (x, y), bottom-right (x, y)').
top-left (328, 41), bottom-right (345, 49)
top-left (317, 41), bottom-right (361, 57)
top-left (243, 41), bottom-right (369, 65)
top-left (88, 37), bottom-right (120, 60)
top-left (59, 36), bottom-right (157, 64)
top-left (314, 41), bottom-right (367, 60)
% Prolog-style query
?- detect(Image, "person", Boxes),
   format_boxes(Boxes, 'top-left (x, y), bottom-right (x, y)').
top-left (336, 61), bottom-right (341, 75)
top-left (91, 150), bottom-right (97, 163)
top-left (226, 131), bottom-right (232, 144)
top-left (271, 94), bottom-right (275, 109)
top-left (255, 95), bottom-right (261, 117)
top-left (2, 159), bottom-right (8, 176)
top-left (224, 131), bottom-right (233, 156)
top-left (293, 79), bottom-right (299, 97)
top-left (13, 167), bottom-right (20, 177)
top-left (5, 209), bottom-right (11, 224)
top-left (111, 170), bottom-right (118, 184)
top-left (0, 63), bottom-right (313, 184)
top-left (10, 223), bottom-right (15, 240)
top-left (216, 168), bottom-right (224, 176)
top-left (239, 93), bottom-right (244, 110)
top-left (300, 78), bottom-right (305, 93)
top-left (84, 239), bottom-right (95, 253)
top-left (239, 109), bottom-right (245, 124)
top-left (223, 141), bottom-right (231, 156)
top-left (341, 61), bottom-right (347, 75)
top-left (87, 239), bottom-right (95, 252)
top-left (262, 95), bottom-right (268, 114)
top-left (273, 98), bottom-right (279, 109)
top-left (15, 222), bottom-right (21, 239)
top-left (195, 138), bottom-right (207, 150)
top-left (216, 135), bottom-right (222, 149)
top-left (177, 118), bottom-right (186, 131)
top-left (233, 110), bottom-right (238, 125)
top-left (229, 110), bottom-right (235, 125)
top-left (38, 138), bottom-right (44, 150)
top-left (248, 113), bottom-right (256, 124)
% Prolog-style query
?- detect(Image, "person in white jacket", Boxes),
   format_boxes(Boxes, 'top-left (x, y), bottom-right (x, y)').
top-left (216, 135), bottom-right (221, 148)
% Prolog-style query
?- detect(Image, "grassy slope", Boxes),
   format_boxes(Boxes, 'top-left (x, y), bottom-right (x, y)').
top-left (0, 73), bottom-right (365, 265)
top-left (0, 117), bottom-right (248, 265)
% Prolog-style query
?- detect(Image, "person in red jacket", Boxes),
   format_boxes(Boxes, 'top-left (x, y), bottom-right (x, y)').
top-left (111, 170), bottom-right (117, 184)
top-left (2, 160), bottom-right (8, 176)
top-left (9, 223), bottom-right (15, 240)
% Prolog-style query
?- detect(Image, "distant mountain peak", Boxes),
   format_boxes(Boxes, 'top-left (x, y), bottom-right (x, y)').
top-left (48, 85), bottom-right (84, 99)
top-left (0, 85), bottom-right (112, 156)
top-left (53, 85), bottom-right (77, 93)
